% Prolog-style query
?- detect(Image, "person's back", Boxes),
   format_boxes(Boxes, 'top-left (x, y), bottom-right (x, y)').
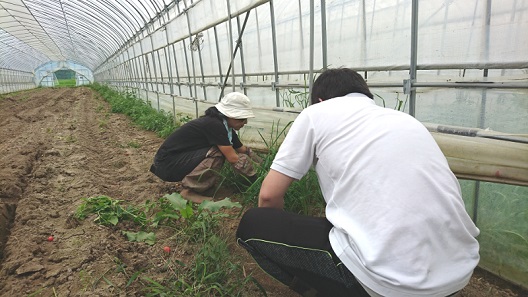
top-left (283, 93), bottom-right (480, 295)
top-left (237, 68), bottom-right (480, 297)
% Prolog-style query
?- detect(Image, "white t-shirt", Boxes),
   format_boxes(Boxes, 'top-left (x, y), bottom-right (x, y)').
top-left (270, 93), bottom-right (480, 296)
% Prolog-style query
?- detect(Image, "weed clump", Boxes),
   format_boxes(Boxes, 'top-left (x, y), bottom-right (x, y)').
top-left (90, 83), bottom-right (187, 138)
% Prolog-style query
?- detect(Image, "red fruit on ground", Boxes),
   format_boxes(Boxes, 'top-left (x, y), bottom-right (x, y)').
top-left (47, 236), bottom-right (54, 242)
top-left (163, 246), bottom-right (170, 253)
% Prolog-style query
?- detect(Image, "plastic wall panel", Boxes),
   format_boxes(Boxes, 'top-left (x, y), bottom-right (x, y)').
top-left (414, 88), bottom-right (528, 135)
top-left (186, 0), bottom-right (229, 35)
top-left (231, 0), bottom-right (269, 15)
top-left (158, 48), bottom-right (169, 82)
top-left (166, 45), bottom-right (178, 89)
top-left (326, 1), bottom-right (411, 69)
top-left (132, 42), bottom-right (142, 59)
top-left (417, 1), bottom-right (528, 66)
top-left (459, 181), bottom-right (528, 290)
top-left (166, 13), bottom-right (190, 44)
top-left (126, 46), bottom-right (135, 61)
top-left (240, 6), bottom-right (271, 75)
top-left (172, 42), bottom-right (190, 79)
top-left (184, 0), bottom-right (266, 35)
top-left (152, 28), bottom-right (168, 50)
top-left (198, 28), bottom-right (220, 77)
top-left (276, 2), bottom-right (310, 71)
top-left (0, 69), bottom-right (35, 94)
top-left (214, 22), bottom-right (236, 78)
top-left (141, 36), bottom-right (153, 53)
top-left (272, 1), bottom-right (310, 73)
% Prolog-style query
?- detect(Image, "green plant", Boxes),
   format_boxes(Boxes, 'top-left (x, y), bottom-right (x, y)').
top-left (280, 89), bottom-right (310, 109)
top-left (142, 235), bottom-right (266, 297)
top-left (65, 134), bottom-right (77, 143)
top-left (122, 231), bottom-right (156, 245)
top-left (127, 141), bottom-right (141, 148)
top-left (57, 78), bottom-right (77, 87)
top-left (376, 93), bottom-right (407, 111)
top-left (73, 193), bottom-right (259, 295)
top-left (90, 83), bottom-right (187, 138)
top-left (75, 195), bottom-right (147, 227)
top-left (218, 120), bottom-right (325, 215)
top-left (98, 119), bottom-right (108, 128)
top-left (96, 104), bottom-right (106, 113)
top-left (75, 193), bottom-right (241, 245)
top-left (176, 112), bottom-right (192, 124)
top-left (154, 193), bottom-right (241, 243)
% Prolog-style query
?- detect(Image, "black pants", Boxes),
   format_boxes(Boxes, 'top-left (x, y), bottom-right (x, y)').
top-left (236, 207), bottom-right (370, 297)
top-left (150, 147), bottom-right (210, 182)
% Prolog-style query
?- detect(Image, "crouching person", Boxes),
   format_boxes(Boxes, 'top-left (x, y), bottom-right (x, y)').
top-left (150, 92), bottom-right (261, 203)
top-left (236, 68), bottom-right (480, 296)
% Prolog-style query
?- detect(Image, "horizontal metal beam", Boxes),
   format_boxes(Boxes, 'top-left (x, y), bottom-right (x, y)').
top-left (101, 79), bottom-right (528, 90)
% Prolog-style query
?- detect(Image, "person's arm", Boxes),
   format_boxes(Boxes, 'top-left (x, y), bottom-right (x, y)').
top-left (217, 145), bottom-right (239, 163)
top-left (259, 169), bottom-right (295, 209)
top-left (235, 145), bottom-right (249, 154)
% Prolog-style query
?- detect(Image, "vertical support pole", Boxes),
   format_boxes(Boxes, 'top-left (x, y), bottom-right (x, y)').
top-left (236, 15), bottom-right (247, 95)
top-left (125, 49), bottom-right (132, 91)
top-left (173, 3), bottom-right (184, 97)
top-left (165, 42), bottom-right (177, 121)
top-left (408, 0), bottom-right (419, 117)
top-left (132, 46), bottom-right (142, 92)
top-left (269, 0), bottom-right (280, 107)
top-left (361, 0), bottom-right (367, 65)
top-left (227, 0), bottom-right (236, 93)
top-left (218, 12), bottom-right (251, 101)
top-left (473, 0), bottom-right (492, 225)
top-left (164, 31), bottom-right (175, 97)
top-left (139, 40), bottom-right (150, 102)
top-left (171, 43), bottom-right (182, 96)
top-left (182, 38), bottom-right (193, 98)
top-left (184, 2), bottom-right (198, 99)
top-left (214, 26), bottom-right (224, 97)
top-left (157, 49), bottom-right (166, 94)
top-left (196, 35), bottom-right (207, 100)
top-left (309, 0), bottom-right (315, 97)
top-left (166, 43), bottom-right (177, 120)
top-left (149, 36), bottom-right (161, 111)
top-left (321, 0), bottom-right (328, 70)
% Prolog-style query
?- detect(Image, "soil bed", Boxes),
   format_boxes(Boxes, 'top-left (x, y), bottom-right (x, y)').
top-left (0, 87), bottom-right (525, 296)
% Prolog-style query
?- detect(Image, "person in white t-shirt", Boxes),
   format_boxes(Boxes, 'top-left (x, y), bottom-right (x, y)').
top-left (236, 68), bottom-right (480, 297)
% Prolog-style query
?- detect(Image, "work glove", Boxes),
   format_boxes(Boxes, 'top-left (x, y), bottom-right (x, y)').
top-left (233, 154), bottom-right (257, 176)
top-left (246, 147), bottom-right (263, 164)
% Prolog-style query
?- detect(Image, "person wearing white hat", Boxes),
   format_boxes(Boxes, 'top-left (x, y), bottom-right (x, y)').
top-left (150, 92), bottom-right (261, 203)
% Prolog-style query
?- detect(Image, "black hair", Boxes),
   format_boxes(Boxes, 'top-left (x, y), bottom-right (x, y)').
top-left (203, 106), bottom-right (225, 120)
top-left (310, 68), bottom-right (373, 105)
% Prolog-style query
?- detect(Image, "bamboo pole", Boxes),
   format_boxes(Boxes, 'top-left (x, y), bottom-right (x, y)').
top-left (431, 132), bottom-right (528, 186)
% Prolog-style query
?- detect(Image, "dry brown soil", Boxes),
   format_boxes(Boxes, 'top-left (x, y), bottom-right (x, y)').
top-left (0, 87), bottom-right (525, 296)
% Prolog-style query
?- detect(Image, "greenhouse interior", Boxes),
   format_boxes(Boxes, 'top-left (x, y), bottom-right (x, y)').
top-left (0, 0), bottom-right (527, 295)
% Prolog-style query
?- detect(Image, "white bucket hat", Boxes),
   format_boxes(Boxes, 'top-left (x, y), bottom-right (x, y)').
top-left (215, 92), bottom-right (255, 119)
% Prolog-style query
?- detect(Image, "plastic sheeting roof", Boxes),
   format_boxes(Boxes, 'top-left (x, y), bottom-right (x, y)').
top-left (0, 0), bottom-right (174, 72)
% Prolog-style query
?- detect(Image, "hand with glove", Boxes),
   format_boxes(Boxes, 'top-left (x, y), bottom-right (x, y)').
top-left (233, 153), bottom-right (257, 176)
top-left (245, 147), bottom-right (263, 164)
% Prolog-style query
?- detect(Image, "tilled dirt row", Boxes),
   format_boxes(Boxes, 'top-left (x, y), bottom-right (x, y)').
top-left (0, 87), bottom-right (524, 296)
top-left (0, 87), bottom-right (171, 296)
